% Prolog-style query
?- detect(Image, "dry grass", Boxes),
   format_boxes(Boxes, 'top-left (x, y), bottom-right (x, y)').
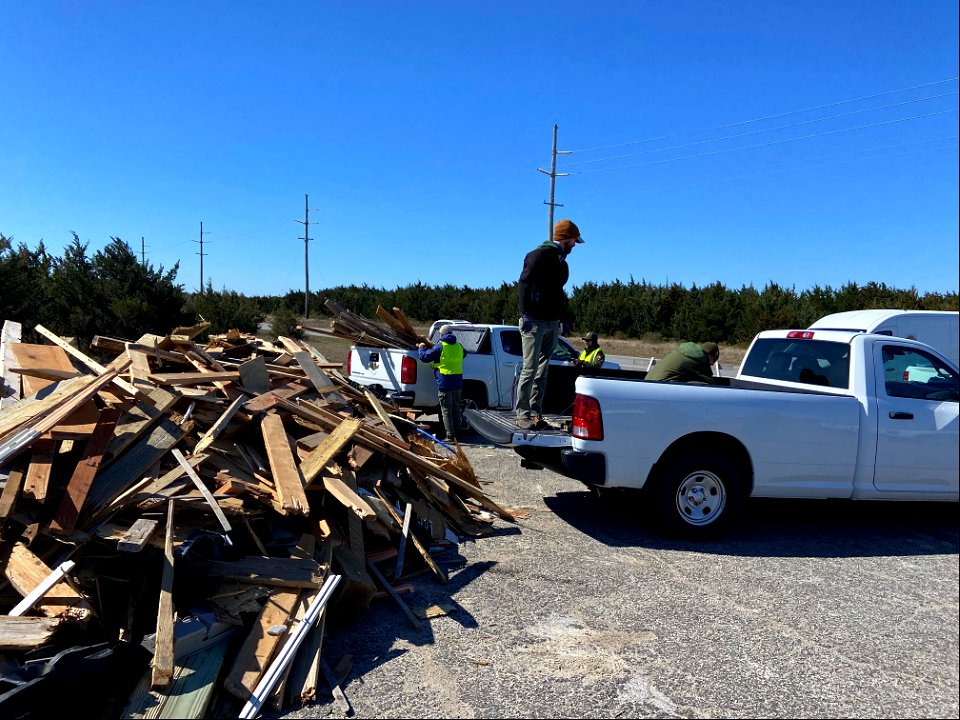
top-left (295, 322), bottom-right (748, 369)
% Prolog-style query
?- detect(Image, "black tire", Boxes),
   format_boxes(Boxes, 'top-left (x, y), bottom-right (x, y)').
top-left (654, 451), bottom-right (744, 538)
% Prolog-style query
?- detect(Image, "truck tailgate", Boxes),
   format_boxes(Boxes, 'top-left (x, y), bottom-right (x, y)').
top-left (465, 408), bottom-right (572, 473)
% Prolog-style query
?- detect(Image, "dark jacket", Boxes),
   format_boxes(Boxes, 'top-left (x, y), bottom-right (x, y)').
top-left (518, 241), bottom-right (572, 323)
top-left (645, 342), bottom-right (715, 384)
top-left (417, 332), bottom-right (464, 391)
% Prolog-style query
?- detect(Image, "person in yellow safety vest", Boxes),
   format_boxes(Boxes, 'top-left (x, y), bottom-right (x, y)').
top-left (574, 331), bottom-right (605, 368)
top-left (417, 325), bottom-right (466, 443)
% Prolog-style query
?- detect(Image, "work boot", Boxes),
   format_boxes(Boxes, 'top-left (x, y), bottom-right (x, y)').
top-left (516, 417), bottom-right (537, 430)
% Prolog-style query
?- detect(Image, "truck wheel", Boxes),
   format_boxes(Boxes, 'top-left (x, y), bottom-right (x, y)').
top-left (655, 452), bottom-right (743, 538)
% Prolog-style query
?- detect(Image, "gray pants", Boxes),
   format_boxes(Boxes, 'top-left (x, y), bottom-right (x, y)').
top-left (516, 318), bottom-right (559, 421)
top-left (439, 388), bottom-right (464, 440)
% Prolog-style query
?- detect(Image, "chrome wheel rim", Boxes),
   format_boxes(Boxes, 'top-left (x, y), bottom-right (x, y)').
top-left (675, 470), bottom-right (727, 527)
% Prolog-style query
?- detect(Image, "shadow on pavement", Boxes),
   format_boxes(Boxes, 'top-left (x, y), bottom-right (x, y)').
top-left (544, 489), bottom-right (959, 558)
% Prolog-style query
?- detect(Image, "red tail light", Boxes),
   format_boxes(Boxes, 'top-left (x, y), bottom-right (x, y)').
top-left (346, 352), bottom-right (352, 376)
top-left (401, 355), bottom-right (417, 384)
top-left (787, 331), bottom-right (815, 339)
top-left (572, 394), bottom-right (603, 440)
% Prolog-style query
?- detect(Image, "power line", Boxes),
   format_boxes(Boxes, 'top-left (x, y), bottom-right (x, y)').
top-left (565, 76), bottom-right (959, 154)
top-left (571, 108), bottom-right (959, 175)
top-left (563, 91), bottom-right (958, 168)
top-left (586, 135), bottom-right (959, 198)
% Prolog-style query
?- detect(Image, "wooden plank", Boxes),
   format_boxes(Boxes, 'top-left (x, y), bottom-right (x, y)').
top-left (238, 357), bottom-right (270, 394)
top-left (1, 320), bottom-right (23, 409)
top-left (0, 467), bottom-right (25, 533)
top-left (10, 342), bottom-right (76, 395)
top-left (2, 542), bottom-right (92, 619)
top-left (106, 387), bottom-right (179, 460)
top-left (285, 542), bottom-right (333, 707)
top-left (0, 368), bottom-right (125, 468)
top-left (122, 632), bottom-right (232, 719)
top-left (49, 398), bottom-right (102, 438)
top-left (0, 375), bottom-right (87, 439)
top-left (0, 616), bottom-right (62, 650)
top-left (363, 388), bottom-right (402, 437)
top-left (260, 413), bottom-right (309, 516)
top-left (292, 351), bottom-right (336, 394)
top-left (151, 500), bottom-right (176, 689)
top-left (197, 556), bottom-right (323, 589)
top-left (172, 448), bottom-right (233, 537)
top-left (300, 417), bottom-right (362, 487)
top-left (241, 380), bottom-right (310, 414)
top-left (148, 371), bottom-right (240, 386)
top-left (194, 394), bottom-right (247, 454)
top-left (48, 406), bottom-right (123, 535)
top-left (23, 437), bottom-right (55, 501)
top-left (117, 518), bottom-right (160, 552)
top-left (320, 474), bottom-right (376, 520)
top-left (374, 486), bottom-right (446, 584)
top-left (84, 415), bottom-right (186, 521)
top-left (365, 558), bottom-right (422, 631)
top-left (34, 324), bottom-right (141, 397)
top-left (128, 349), bottom-right (154, 386)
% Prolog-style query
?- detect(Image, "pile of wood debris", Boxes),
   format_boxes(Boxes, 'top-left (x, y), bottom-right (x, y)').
top-left (299, 300), bottom-right (430, 349)
top-left (0, 317), bottom-right (517, 719)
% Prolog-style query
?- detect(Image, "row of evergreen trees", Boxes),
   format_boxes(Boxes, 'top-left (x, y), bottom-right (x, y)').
top-left (3, 234), bottom-right (957, 351)
top-left (286, 279), bottom-right (957, 345)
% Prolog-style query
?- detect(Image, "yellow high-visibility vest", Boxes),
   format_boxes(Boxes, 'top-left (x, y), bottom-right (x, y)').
top-left (432, 341), bottom-right (464, 374)
top-left (579, 347), bottom-right (602, 365)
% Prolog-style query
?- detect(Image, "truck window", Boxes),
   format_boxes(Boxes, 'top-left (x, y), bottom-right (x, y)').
top-left (881, 346), bottom-right (959, 401)
top-left (500, 330), bottom-right (522, 357)
top-left (741, 338), bottom-right (850, 389)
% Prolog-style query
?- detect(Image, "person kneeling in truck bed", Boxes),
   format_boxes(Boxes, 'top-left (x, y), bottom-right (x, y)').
top-left (418, 325), bottom-right (467, 443)
top-left (646, 341), bottom-right (720, 384)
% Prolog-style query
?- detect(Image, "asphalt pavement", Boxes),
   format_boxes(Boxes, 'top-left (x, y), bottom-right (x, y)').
top-left (266, 438), bottom-right (959, 720)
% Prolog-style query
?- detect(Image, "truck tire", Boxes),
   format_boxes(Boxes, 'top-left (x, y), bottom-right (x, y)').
top-left (654, 451), bottom-right (743, 538)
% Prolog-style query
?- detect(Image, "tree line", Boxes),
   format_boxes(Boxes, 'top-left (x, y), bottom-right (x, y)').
top-left (291, 279), bottom-right (957, 345)
top-left (3, 235), bottom-right (956, 352)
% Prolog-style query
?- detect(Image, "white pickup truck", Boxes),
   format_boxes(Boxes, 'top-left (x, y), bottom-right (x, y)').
top-left (466, 329), bottom-right (959, 537)
top-left (347, 320), bottom-right (620, 412)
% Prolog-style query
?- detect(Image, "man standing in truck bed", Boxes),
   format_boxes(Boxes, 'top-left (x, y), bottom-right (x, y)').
top-left (516, 218), bottom-right (584, 430)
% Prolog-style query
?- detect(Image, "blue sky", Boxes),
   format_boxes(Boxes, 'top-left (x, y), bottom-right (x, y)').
top-left (1, 1), bottom-right (957, 300)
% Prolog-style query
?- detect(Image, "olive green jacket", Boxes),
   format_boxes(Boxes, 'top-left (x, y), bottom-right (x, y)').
top-left (645, 342), bottom-right (715, 384)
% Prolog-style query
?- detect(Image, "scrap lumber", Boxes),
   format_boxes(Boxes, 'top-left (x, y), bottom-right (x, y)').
top-left (23, 437), bottom-right (55, 501)
top-left (261, 412), bottom-right (310, 516)
top-left (2, 542), bottom-right (92, 619)
top-left (300, 417), bottom-right (362, 486)
top-left (0, 314), bottom-right (517, 716)
top-left (1, 319), bottom-right (22, 409)
top-left (34, 323), bottom-right (141, 397)
top-left (0, 616), bottom-right (62, 650)
top-left (48, 406), bottom-right (122, 535)
top-left (151, 500), bottom-right (177, 689)
top-left (9, 342), bottom-right (78, 395)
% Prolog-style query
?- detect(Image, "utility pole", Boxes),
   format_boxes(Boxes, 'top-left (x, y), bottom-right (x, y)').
top-left (140, 236), bottom-right (146, 265)
top-left (295, 194), bottom-right (317, 319)
top-left (194, 221), bottom-right (208, 293)
top-left (537, 124), bottom-right (571, 241)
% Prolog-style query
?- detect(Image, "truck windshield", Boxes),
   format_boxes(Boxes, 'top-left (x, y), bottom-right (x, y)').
top-left (741, 338), bottom-right (850, 389)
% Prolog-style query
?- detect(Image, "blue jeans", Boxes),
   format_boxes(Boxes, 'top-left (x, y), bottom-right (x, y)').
top-left (516, 318), bottom-right (559, 421)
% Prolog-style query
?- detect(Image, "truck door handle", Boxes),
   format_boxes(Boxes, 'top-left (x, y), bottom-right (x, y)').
top-left (888, 411), bottom-right (913, 420)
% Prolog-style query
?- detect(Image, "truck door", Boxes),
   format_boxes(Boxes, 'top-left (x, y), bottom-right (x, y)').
top-left (873, 343), bottom-right (959, 493)
top-left (496, 330), bottom-right (524, 409)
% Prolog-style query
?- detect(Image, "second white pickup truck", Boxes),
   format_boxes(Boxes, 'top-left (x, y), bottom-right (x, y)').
top-left (467, 329), bottom-right (959, 537)
top-left (347, 320), bottom-right (620, 412)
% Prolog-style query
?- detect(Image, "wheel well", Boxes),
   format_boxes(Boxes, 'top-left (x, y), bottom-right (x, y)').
top-left (651, 432), bottom-right (753, 494)
top-left (462, 380), bottom-right (489, 409)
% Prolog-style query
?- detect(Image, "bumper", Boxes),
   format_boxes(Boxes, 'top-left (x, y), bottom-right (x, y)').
top-left (561, 449), bottom-right (606, 487)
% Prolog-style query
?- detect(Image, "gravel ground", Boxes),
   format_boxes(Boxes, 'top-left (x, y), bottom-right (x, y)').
top-left (261, 435), bottom-right (959, 720)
